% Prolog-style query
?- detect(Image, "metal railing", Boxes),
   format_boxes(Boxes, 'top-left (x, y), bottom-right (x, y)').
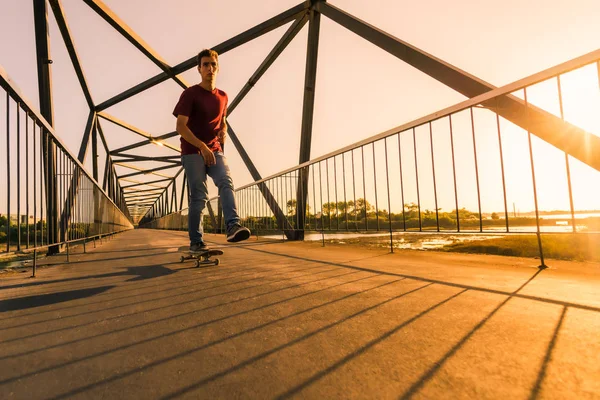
top-left (0, 64), bottom-right (133, 258)
top-left (141, 50), bottom-right (600, 265)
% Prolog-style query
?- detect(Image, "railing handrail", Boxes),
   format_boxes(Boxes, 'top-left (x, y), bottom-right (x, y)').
top-left (143, 47), bottom-right (600, 223)
top-left (232, 47), bottom-right (600, 192)
top-left (0, 63), bottom-right (129, 219)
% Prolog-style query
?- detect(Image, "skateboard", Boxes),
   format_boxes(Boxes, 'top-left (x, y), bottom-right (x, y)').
top-left (179, 248), bottom-right (224, 267)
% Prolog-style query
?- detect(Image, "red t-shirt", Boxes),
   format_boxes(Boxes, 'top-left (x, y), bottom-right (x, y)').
top-left (172, 85), bottom-right (228, 155)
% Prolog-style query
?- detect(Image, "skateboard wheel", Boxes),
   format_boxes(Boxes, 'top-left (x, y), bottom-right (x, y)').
top-left (180, 256), bottom-right (184, 263)
top-left (214, 258), bottom-right (220, 266)
top-left (195, 260), bottom-right (200, 267)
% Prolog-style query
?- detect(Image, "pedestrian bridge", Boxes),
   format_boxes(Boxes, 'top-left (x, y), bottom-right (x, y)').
top-left (1, 0), bottom-right (600, 398)
top-left (1, 228), bottom-right (599, 398)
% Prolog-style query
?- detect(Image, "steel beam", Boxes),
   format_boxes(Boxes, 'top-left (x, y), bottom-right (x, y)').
top-left (317, 2), bottom-right (600, 172)
top-left (228, 125), bottom-right (294, 237)
top-left (98, 112), bottom-right (180, 153)
top-left (109, 131), bottom-right (178, 154)
top-left (49, 0), bottom-right (95, 108)
top-left (33, 0), bottom-right (55, 126)
top-left (77, 110), bottom-right (96, 162)
top-left (112, 155), bottom-right (180, 164)
top-left (121, 178), bottom-right (171, 189)
top-left (82, 0), bottom-right (189, 89)
top-left (228, 12), bottom-right (309, 114)
top-left (96, 1), bottom-right (311, 111)
top-left (295, 5), bottom-right (321, 239)
top-left (34, 0), bottom-right (59, 251)
top-left (92, 115), bottom-right (99, 181)
top-left (116, 163), bottom-right (180, 179)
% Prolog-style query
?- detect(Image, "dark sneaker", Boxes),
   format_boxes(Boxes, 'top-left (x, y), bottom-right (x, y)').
top-left (189, 241), bottom-right (208, 253)
top-left (226, 224), bottom-right (251, 243)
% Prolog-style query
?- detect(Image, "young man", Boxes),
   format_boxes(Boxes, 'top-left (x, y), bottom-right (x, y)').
top-left (173, 48), bottom-right (250, 252)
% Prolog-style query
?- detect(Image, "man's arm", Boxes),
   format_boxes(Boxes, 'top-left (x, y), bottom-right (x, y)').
top-left (176, 115), bottom-right (216, 165)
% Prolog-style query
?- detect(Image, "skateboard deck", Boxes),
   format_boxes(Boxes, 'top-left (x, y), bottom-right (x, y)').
top-left (178, 247), bottom-right (224, 267)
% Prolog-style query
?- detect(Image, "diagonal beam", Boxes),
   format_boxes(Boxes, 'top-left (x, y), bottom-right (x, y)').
top-left (228, 125), bottom-right (294, 236)
top-left (113, 155), bottom-right (180, 164)
top-left (95, 119), bottom-right (111, 154)
top-left (97, 112), bottom-right (180, 153)
top-left (121, 177), bottom-right (172, 189)
top-left (96, 1), bottom-right (311, 111)
top-left (77, 110), bottom-right (96, 163)
top-left (116, 163), bottom-right (179, 179)
top-left (48, 0), bottom-right (95, 108)
top-left (228, 12), bottom-right (310, 114)
top-left (317, 2), bottom-right (492, 98)
top-left (317, 2), bottom-right (600, 172)
top-left (125, 195), bottom-right (162, 202)
top-left (124, 189), bottom-right (165, 196)
top-left (81, 0), bottom-right (189, 90)
top-left (109, 131), bottom-right (179, 154)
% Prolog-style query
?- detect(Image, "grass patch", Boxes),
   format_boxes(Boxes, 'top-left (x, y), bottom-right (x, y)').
top-left (443, 234), bottom-right (600, 262)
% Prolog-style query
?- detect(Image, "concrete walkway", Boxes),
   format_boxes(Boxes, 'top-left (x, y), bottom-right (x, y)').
top-left (0, 229), bottom-right (599, 399)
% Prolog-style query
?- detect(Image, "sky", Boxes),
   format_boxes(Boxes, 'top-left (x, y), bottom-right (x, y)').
top-left (1, 0), bottom-right (599, 220)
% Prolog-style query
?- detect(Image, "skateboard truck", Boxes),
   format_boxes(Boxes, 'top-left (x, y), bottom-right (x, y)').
top-left (179, 249), bottom-right (224, 267)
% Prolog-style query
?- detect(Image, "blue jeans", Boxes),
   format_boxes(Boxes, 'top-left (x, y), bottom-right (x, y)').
top-left (182, 152), bottom-right (240, 245)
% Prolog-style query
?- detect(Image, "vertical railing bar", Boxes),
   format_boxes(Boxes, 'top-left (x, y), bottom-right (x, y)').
top-left (494, 99), bottom-right (510, 232)
top-left (319, 161), bottom-right (324, 246)
top-left (305, 169), bottom-right (310, 231)
top-left (42, 132), bottom-right (47, 246)
top-left (33, 121), bottom-right (37, 249)
top-left (412, 128), bottom-right (422, 231)
top-left (384, 138), bottom-right (393, 253)
top-left (72, 159), bottom-right (76, 240)
top-left (470, 107), bottom-right (483, 232)
top-left (71, 158), bottom-right (74, 241)
top-left (351, 150), bottom-right (357, 231)
top-left (372, 142), bottom-right (379, 231)
top-left (556, 75), bottom-right (576, 233)
top-left (449, 115), bottom-right (460, 232)
top-left (397, 133), bottom-right (406, 231)
top-left (60, 151), bottom-right (65, 244)
top-left (524, 88), bottom-right (546, 268)
top-left (299, 173), bottom-right (304, 232)
top-left (287, 173), bottom-right (292, 230)
top-left (429, 122), bottom-right (440, 232)
top-left (17, 102), bottom-right (22, 250)
top-left (7, 93), bottom-right (11, 252)
top-left (361, 146), bottom-right (367, 231)
top-left (296, 170), bottom-right (300, 231)
top-left (280, 175), bottom-right (284, 238)
top-left (342, 153), bottom-right (348, 231)
top-left (26, 111), bottom-right (30, 249)
top-left (334, 156), bottom-right (339, 231)
top-left (326, 159), bottom-right (331, 231)
top-left (268, 180), bottom-right (272, 232)
top-left (312, 164), bottom-right (317, 233)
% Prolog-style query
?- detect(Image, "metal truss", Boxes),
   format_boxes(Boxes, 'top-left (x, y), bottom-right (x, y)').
top-left (33, 0), bottom-right (599, 231)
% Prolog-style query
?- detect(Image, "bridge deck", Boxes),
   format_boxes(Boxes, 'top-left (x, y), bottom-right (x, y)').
top-left (1, 229), bottom-right (598, 399)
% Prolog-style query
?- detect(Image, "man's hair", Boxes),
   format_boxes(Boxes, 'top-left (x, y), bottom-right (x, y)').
top-left (197, 49), bottom-right (219, 66)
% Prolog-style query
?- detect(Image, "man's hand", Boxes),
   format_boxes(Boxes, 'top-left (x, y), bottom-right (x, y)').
top-left (218, 129), bottom-right (227, 146)
top-left (199, 145), bottom-right (216, 166)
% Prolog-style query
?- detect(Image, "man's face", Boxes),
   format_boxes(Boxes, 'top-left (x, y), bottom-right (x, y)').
top-left (198, 56), bottom-right (218, 83)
